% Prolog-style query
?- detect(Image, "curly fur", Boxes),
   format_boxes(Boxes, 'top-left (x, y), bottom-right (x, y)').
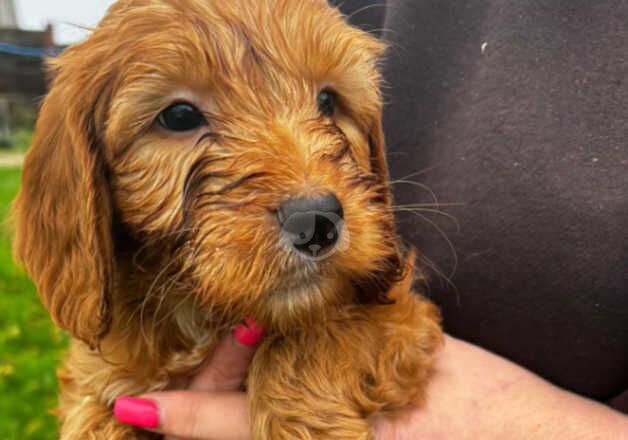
top-left (12, 0), bottom-right (442, 438)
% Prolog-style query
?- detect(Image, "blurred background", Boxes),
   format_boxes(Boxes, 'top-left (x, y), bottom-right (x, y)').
top-left (0, 1), bottom-right (113, 438)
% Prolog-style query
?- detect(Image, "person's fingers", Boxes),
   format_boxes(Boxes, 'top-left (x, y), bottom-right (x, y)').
top-left (114, 392), bottom-right (250, 440)
top-left (113, 319), bottom-right (263, 438)
top-left (232, 317), bottom-right (265, 348)
top-left (190, 318), bottom-right (265, 392)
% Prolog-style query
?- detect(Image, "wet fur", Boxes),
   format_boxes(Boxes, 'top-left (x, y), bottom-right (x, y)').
top-left (12, 0), bottom-right (442, 438)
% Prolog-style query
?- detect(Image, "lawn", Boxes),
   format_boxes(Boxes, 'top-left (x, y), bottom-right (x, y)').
top-left (0, 166), bottom-right (68, 440)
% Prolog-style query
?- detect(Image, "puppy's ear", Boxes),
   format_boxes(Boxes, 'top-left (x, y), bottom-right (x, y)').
top-left (13, 64), bottom-right (114, 349)
top-left (368, 117), bottom-right (392, 204)
top-left (361, 108), bottom-right (410, 303)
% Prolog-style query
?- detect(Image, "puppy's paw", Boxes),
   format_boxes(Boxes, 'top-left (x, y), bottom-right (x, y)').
top-left (247, 288), bottom-right (441, 439)
top-left (248, 332), bottom-right (373, 439)
top-left (365, 294), bottom-right (442, 413)
top-left (59, 398), bottom-right (156, 440)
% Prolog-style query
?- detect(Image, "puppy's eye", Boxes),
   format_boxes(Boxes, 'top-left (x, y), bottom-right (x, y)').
top-left (317, 89), bottom-right (337, 117)
top-left (158, 103), bottom-right (205, 132)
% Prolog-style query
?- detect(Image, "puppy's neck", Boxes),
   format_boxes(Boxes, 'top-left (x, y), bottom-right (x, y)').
top-left (100, 245), bottom-right (220, 369)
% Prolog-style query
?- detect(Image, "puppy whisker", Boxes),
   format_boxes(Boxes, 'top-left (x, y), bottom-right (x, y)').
top-left (130, 227), bottom-right (199, 266)
top-left (389, 177), bottom-right (439, 196)
top-left (345, 2), bottom-right (388, 22)
top-left (130, 251), bottom-right (190, 340)
top-left (393, 202), bottom-right (464, 208)
top-left (402, 209), bottom-right (460, 301)
top-left (394, 164), bottom-right (446, 182)
top-left (150, 274), bottom-right (192, 335)
top-left (393, 207), bottom-right (461, 231)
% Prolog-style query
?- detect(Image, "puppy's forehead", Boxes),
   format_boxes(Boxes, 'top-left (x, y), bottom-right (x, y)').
top-left (97, 0), bottom-right (385, 146)
top-left (105, 0), bottom-right (383, 89)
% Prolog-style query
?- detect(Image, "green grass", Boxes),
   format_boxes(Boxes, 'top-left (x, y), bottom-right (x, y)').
top-left (0, 167), bottom-right (68, 440)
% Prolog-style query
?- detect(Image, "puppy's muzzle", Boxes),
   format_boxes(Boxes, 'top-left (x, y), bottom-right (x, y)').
top-left (277, 193), bottom-right (344, 259)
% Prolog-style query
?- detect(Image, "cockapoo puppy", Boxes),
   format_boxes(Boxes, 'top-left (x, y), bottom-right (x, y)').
top-left (13, 0), bottom-right (442, 438)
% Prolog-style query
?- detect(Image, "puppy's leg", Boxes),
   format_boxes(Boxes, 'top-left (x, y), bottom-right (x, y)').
top-left (57, 364), bottom-right (159, 440)
top-left (58, 398), bottom-right (155, 440)
top-left (248, 282), bottom-right (442, 439)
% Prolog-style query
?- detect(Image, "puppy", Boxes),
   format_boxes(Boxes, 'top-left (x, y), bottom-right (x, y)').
top-left (13, 0), bottom-right (442, 438)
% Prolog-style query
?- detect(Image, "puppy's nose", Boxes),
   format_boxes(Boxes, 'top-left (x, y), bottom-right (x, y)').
top-left (277, 193), bottom-right (344, 258)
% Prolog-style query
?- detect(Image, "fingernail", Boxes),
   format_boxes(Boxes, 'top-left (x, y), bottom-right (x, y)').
top-left (113, 396), bottom-right (159, 429)
top-left (233, 317), bottom-right (265, 347)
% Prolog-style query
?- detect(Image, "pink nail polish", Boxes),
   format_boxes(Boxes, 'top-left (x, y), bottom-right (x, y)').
top-left (113, 396), bottom-right (159, 429)
top-left (233, 317), bottom-right (265, 347)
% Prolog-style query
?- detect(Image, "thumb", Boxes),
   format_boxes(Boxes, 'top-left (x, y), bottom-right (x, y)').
top-left (114, 392), bottom-right (250, 440)
top-left (190, 318), bottom-right (265, 392)
top-left (113, 319), bottom-right (263, 438)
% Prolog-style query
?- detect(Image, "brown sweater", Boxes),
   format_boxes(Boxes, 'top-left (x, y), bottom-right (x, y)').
top-left (333, 0), bottom-right (628, 412)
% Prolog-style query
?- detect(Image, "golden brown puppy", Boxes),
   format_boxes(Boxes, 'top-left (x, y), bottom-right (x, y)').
top-left (12, 0), bottom-right (442, 438)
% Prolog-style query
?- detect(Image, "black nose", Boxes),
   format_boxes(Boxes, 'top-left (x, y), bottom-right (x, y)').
top-left (277, 193), bottom-right (344, 258)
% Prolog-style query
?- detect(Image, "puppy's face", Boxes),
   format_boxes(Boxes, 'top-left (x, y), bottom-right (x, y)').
top-left (14, 0), bottom-right (401, 341)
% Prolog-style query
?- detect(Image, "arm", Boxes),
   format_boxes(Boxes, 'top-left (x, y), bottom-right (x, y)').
top-left (375, 336), bottom-right (628, 439)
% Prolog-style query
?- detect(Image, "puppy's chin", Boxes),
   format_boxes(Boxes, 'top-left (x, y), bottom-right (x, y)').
top-left (252, 276), bottom-right (349, 334)
top-left (244, 255), bottom-right (404, 334)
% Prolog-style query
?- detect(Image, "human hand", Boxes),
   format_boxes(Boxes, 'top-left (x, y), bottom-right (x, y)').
top-left (113, 329), bottom-right (627, 440)
top-left (373, 335), bottom-right (628, 440)
top-left (113, 319), bottom-right (264, 439)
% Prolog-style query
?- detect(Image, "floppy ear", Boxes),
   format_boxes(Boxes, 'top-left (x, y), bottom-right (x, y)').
top-left (12, 67), bottom-right (115, 349)
top-left (368, 116), bottom-right (392, 205)
top-left (349, 108), bottom-right (411, 305)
